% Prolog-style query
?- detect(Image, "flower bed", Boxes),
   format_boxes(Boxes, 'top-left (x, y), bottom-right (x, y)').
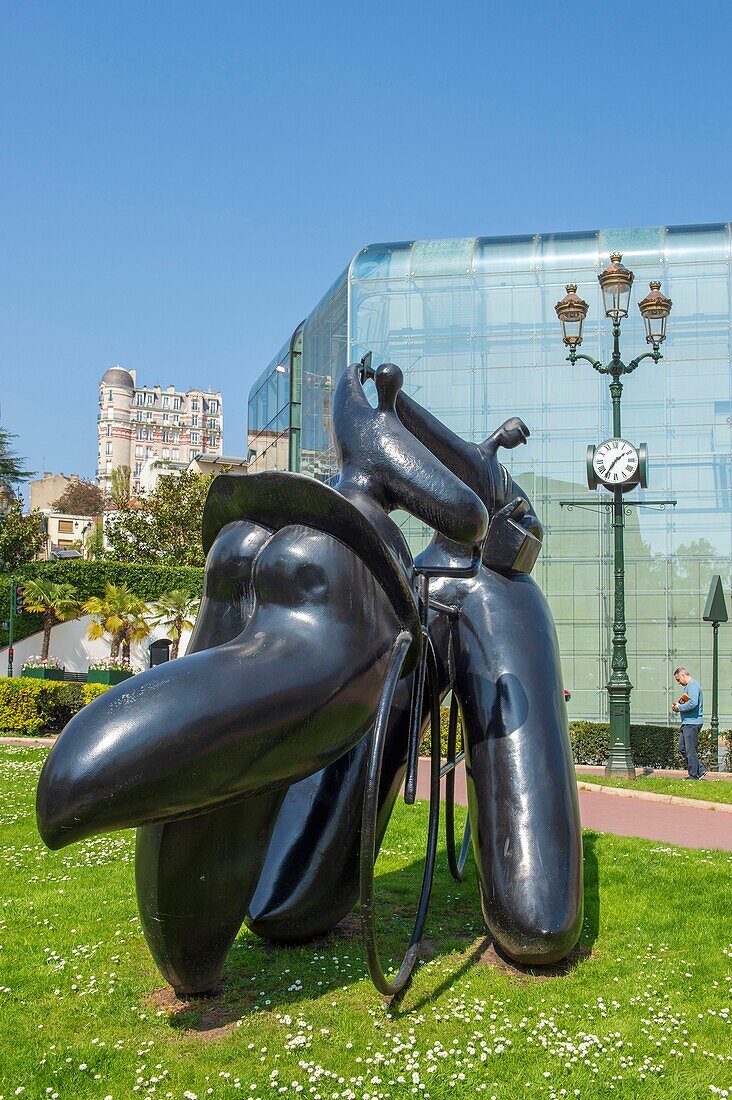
top-left (87, 658), bottom-right (135, 686)
top-left (20, 656), bottom-right (65, 681)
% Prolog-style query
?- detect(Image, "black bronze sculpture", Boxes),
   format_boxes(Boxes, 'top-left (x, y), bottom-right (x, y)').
top-left (37, 359), bottom-right (583, 998)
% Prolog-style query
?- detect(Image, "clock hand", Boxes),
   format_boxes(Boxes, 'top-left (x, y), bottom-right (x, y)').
top-left (605, 451), bottom-right (624, 474)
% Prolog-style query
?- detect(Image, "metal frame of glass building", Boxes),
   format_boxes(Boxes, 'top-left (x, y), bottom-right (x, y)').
top-left (248, 224), bottom-right (732, 726)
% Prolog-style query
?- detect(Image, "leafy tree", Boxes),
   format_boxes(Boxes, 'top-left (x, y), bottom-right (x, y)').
top-left (85, 582), bottom-right (150, 660)
top-left (104, 471), bottom-right (215, 567)
top-left (53, 479), bottom-right (104, 517)
top-left (0, 502), bottom-right (46, 572)
top-left (109, 466), bottom-right (131, 508)
top-left (21, 579), bottom-right (82, 659)
top-left (150, 589), bottom-right (201, 658)
top-left (0, 427), bottom-right (34, 488)
top-left (81, 519), bottom-right (105, 561)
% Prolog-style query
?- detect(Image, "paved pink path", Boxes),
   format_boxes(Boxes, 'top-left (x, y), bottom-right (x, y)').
top-left (3, 740), bottom-right (730, 852)
top-left (416, 762), bottom-right (732, 852)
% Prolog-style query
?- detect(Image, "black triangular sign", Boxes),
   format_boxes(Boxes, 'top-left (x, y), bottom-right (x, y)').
top-left (703, 575), bottom-right (728, 623)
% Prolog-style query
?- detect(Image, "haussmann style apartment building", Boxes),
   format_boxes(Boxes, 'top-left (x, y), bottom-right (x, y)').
top-left (247, 222), bottom-right (732, 727)
top-left (98, 367), bottom-right (223, 495)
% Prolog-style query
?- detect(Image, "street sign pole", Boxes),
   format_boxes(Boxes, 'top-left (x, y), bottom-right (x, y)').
top-left (703, 575), bottom-right (728, 772)
top-left (711, 620), bottom-right (719, 770)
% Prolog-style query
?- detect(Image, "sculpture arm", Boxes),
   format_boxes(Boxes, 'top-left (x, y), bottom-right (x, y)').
top-left (394, 390), bottom-right (485, 492)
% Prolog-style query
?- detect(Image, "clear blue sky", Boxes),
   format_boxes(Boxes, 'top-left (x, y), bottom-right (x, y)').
top-left (2, 0), bottom-right (731, 482)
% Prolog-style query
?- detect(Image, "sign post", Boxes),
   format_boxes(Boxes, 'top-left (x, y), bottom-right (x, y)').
top-left (703, 575), bottom-right (728, 771)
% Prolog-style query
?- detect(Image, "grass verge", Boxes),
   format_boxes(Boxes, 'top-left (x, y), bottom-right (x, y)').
top-left (1, 745), bottom-right (731, 1100)
top-left (577, 772), bottom-right (732, 805)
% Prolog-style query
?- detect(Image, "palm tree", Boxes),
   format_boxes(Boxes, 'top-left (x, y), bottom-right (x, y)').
top-left (149, 589), bottom-right (200, 659)
top-left (22, 579), bottom-right (82, 660)
top-left (85, 582), bottom-right (150, 660)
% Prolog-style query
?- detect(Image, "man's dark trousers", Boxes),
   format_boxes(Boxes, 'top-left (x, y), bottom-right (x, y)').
top-left (678, 723), bottom-right (705, 778)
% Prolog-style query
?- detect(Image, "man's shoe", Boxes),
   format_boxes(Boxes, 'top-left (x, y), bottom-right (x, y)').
top-left (683, 775), bottom-right (699, 780)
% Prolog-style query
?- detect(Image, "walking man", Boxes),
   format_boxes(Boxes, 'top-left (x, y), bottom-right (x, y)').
top-left (672, 667), bottom-right (706, 779)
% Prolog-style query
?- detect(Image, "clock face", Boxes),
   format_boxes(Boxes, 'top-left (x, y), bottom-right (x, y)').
top-left (592, 438), bottom-right (639, 485)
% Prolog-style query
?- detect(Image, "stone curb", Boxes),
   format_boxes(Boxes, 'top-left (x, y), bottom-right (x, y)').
top-left (576, 780), bottom-right (732, 814)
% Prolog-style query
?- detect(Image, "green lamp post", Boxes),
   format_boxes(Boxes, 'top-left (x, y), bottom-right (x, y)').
top-left (555, 256), bottom-right (673, 777)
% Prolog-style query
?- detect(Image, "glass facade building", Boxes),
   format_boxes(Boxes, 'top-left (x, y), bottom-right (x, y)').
top-left (248, 224), bottom-right (732, 726)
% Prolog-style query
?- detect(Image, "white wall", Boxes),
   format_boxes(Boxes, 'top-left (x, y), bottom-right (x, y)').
top-left (0, 612), bottom-right (191, 674)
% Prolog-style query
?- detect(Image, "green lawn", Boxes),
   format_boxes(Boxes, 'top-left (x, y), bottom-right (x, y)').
top-left (1, 745), bottom-right (731, 1100)
top-left (577, 772), bottom-right (732, 805)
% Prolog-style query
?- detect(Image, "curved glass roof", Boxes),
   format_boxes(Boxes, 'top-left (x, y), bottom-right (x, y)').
top-left (349, 224), bottom-right (731, 283)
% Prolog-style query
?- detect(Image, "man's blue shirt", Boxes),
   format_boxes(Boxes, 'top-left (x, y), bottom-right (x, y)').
top-left (678, 678), bottom-right (703, 723)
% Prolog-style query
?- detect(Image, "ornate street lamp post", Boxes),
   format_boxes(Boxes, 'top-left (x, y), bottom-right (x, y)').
top-left (556, 255), bottom-right (672, 777)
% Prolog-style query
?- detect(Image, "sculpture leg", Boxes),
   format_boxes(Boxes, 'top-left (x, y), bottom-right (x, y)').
top-left (247, 617), bottom-right (452, 943)
top-left (136, 791), bottom-right (284, 996)
top-left (453, 570), bottom-right (583, 965)
top-left (246, 685), bottom-right (412, 942)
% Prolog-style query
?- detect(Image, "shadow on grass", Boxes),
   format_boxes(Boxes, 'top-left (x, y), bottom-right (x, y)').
top-left (399, 833), bottom-right (600, 1016)
top-left (157, 833), bottom-right (600, 1035)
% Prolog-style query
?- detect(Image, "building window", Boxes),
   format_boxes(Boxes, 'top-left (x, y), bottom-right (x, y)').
top-left (136, 410), bottom-right (143, 422)
top-left (191, 415), bottom-right (198, 426)
top-left (106, 424), bottom-right (112, 436)
top-left (162, 412), bottom-right (169, 423)
top-left (135, 445), bottom-right (143, 458)
top-left (58, 519), bottom-right (74, 534)
top-left (191, 432), bottom-right (199, 445)
top-left (106, 442), bottom-right (112, 456)
top-left (136, 393), bottom-right (144, 406)
top-left (172, 449), bottom-right (179, 461)
top-left (208, 418), bottom-right (216, 429)
top-left (209, 399), bottom-right (218, 413)
top-left (162, 448), bottom-right (170, 460)
top-left (191, 399), bottom-right (199, 412)
top-left (134, 463), bottom-right (142, 477)
top-left (146, 447), bottom-right (153, 458)
top-left (146, 430), bottom-right (153, 441)
top-left (172, 414), bottom-right (179, 424)
top-left (135, 427), bottom-right (144, 440)
top-left (163, 395), bottom-right (169, 407)
top-left (134, 481), bottom-right (140, 493)
top-left (173, 396), bottom-right (181, 411)
top-left (146, 410), bottom-right (154, 421)
top-left (107, 389), bottom-right (113, 402)
top-left (162, 430), bottom-right (169, 443)
top-left (146, 393), bottom-right (154, 405)
top-left (172, 431), bottom-right (180, 444)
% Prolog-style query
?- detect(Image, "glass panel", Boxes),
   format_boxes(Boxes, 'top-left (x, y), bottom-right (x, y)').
top-left (253, 223), bottom-right (732, 724)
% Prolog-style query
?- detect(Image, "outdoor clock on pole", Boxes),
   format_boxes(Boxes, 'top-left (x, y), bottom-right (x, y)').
top-left (586, 438), bottom-right (648, 491)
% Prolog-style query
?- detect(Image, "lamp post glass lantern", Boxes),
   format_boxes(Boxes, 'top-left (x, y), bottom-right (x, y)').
top-left (555, 255), bottom-right (672, 778)
top-left (555, 285), bottom-right (588, 348)
top-left (598, 252), bottom-right (634, 320)
top-left (638, 281), bottom-right (673, 347)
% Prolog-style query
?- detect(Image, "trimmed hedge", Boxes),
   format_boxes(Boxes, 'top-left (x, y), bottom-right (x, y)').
top-left (0, 677), bottom-right (110, 735)
top-left (0, 561), bottom-right (204, 646)
top-left (420, 705), bottom-right (463, 759)
top-left (420, 710), bottom-right (731, 771)
top-left (569, 720), bottom-right (731, 771)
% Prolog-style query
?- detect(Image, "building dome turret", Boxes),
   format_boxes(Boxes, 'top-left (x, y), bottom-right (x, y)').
top-left (101, 366), bottom-right (134, 390)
